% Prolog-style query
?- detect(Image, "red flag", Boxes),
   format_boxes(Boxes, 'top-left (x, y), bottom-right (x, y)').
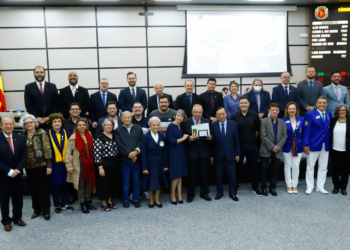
top-left (0, 71), bottom-right (7, 112)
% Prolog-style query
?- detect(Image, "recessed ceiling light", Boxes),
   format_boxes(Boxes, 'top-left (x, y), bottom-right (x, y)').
top-left (154, 0), bottom-right (193, 2)
top-left (81, 0), bottom-right (120, 1)
top-left (245, 0), bottom-right (284, 2)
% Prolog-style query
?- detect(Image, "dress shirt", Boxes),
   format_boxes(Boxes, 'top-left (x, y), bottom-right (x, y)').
top-left (271, 117), bottom-right (278, 145)
top-left (100, 90), bottom-right (108, 100)
top-left (3, 132), bottom-right (20, 177)
top-left (308, 79), bottom-right (314, 86)
top-left (224, 93), bottom-right (242, 118)
top-left (254, 91), bottom-right (261, 113)
top-left (192, 116), bottom-right (201, 125)
top-left (151, 131), bottom-right (159, 143)
top-left (332, 83), bottom-right (342, 101)
top-left (110, 116), bottom-right (119, 130)
top-left (219, 119), bottom-right (227, 133)
top-left (332, 121), bottom-right (346, 151)
top-left (70, 84), bottom-right (79, 96)
top-left (317, 109), bottom-right (326, 119)
top-left (291, 121), bottom-right (296, 130)
top-left (281, 83), bottom-right (289, 94)
top-left (36, 81), bottom-right (45, 92)
top-left (129, 86), bottom-right (137, 97)
top-left (124, 124), bottom-right (133, 133)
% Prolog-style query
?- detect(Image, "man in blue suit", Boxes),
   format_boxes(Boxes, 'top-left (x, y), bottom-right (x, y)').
top-left (303, 96), bottom-right (332, 194)
top-left (272, 72), bottom-right (301, 117)
top-left (211, 107), bottom-right (240, 201)
top-left (95, 101), bottom-right (122, 137)
top-left (118, 72), bottom-right (147, 115)
top-left (90, 78), bottom-right (118, 128)
top-left (0, 117), bottom-right (27, 232)
top-left (146, 82), bottom-right (174, 117)
top-left (323, 71), bottom-right (349, 115)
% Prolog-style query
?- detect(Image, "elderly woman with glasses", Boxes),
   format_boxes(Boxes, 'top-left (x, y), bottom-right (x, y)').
top-left (19, 114), bottom-right (52, 220)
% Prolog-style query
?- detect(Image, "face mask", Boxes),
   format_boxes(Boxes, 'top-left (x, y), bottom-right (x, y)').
top-left (254, 86), bottom-right (262, 92)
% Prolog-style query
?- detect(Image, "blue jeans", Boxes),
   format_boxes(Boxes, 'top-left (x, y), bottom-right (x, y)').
top-left (121, 162), bottom-right (140, 202)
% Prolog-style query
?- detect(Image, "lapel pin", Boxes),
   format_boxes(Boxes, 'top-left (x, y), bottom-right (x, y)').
top-left (290, 90), bottom-right (291, 92)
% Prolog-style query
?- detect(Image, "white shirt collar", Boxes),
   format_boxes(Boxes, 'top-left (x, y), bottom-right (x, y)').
top-left (332, 83), bottom-right (340, 88)
top-left (151, 131), bottom-right (159, 143)
top-left (100, 90), bottom-right (107, 95)
top-left (70, 84), bottom-right (79, 91)
top-left (317, 109), bottom-right (325, 116)
top-left (281, 83), bottom-right (289, 89)
top-left (3, 132), bottom-right (12, 138)
top-left (36, 80), bottom-right (45, 85)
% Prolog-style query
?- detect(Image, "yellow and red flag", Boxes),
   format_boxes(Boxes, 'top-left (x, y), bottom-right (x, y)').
top-left (0, 71), bottom-right (7, 112)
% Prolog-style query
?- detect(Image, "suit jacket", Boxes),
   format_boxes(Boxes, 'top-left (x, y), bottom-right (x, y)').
top-left (118, 87), bottom-right (147, 113)
top-left (280, 116), bottom-right (305, 153)
top-left (175, 92), bottom-right (201, 118)
top-left (211, 120), bottom-right (240, 162)
top-left (0, 133), bottom-right (26, 181)
top-left (329, 117), bottom-right (350, 159)
top-left (58, 85), bottom-right (90, 119)
top-left (182, 117), bottom-right (212, 160)
top-left (272, 84), bottom-right (300, 116)
top-left (140, 131), bottom-right (168, 171)
top-left (259, 117), bottom-right (287, 159)
top-left (147, 93), bottom-right (174, 117)
top-left (89, 91), bottom-right (118, 123)
top-left (95, 115), bottom-right (123, 137)
top-left (24, 81), bottom-right (58, 117)
top-left (297, 79), bottom-right (324, 116)
top-left (244, 90), bottom-right (271, 116)
top-left (323, 84), bottom-right (349, 114)
top-left (303, 109), bottom-right (331, 151)
top-left (199, 91), bottom-right (224, 120)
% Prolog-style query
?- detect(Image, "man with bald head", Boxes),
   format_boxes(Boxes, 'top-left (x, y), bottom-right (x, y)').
top-left (147, 82), bottom-right (174, 117)
top-left (58, 71), bottom-right (90, 119)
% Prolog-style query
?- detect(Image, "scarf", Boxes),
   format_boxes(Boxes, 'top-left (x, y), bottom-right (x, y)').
top-left (75, 130), bottom-right (95, 191)
top-left (291, 121), bottom-right (300, 157)
top-left (49, 128), bottom-right (68, 163)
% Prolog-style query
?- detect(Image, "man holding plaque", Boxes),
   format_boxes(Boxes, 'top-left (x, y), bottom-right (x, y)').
top-left (183, 104), bottom-right (212, 203)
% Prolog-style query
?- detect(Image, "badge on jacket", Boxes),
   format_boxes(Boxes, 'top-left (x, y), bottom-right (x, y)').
top-left (159, 141), bottom-right (164, 147)
top-left (304, 121), bottom-right (309, 126)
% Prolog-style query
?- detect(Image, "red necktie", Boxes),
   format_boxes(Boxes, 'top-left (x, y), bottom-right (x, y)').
top-left (40, 83), bottom-right (43, 95)
top-left (196, 120), bottom-right (199, 125)
top-left (7, 137), bottom-right (14, 154)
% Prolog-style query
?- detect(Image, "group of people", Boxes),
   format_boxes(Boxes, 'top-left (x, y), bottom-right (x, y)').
top-left (0, 65), bottom-right (349, 232)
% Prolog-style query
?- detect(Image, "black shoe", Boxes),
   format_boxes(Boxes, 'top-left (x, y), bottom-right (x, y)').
top-left (341, 189), bottom-right (347, 196)
top-left (44, 215), bottom-right (50, 221)
top-left (31, 212), bottom-right (41, 219)
top-left (229, 194), bottom-right (239, 202)
top-left (262, 188), bottom-right (268, 196)
top-left (332, 188), bottom-right (339, 194)
top-left (171, 200), bottom-right (178, 205)
top-left (69, 197), bottom-right (78, 205)
top-left (200, 194), bottom-right (212, 201)
top-left (269, 188), bottom-right (277, 196)
top-left (123, 202), bottom-right (130, 208)
top-left (54, 207), bottom-right (62, 213)
top-left (178, 200), bottom-right (183, 204)
top-left (85, 201), bottom-right (97, 210)
top-left (155, 203), bottom-right (163, 208)
top-left (131, 201), bottom-right (141, 208)
top-left (61, 205), bottom-right (74, 212)
top-left (253, 187), bottom-right (263, 197)
top-left (80, 203), bottom-right (89, 214)
top-left (215, 193), bottom-right (223, 200)
top-left (149, 204), bottom-right (154, 208)
top-left (187, 195), bottom-right (194, 203)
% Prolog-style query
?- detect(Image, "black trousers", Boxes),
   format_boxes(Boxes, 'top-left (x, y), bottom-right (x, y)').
top-left (260, 153), bottom-right (280, 189)
top-left (332, 150), bottom-right (349, 190)
top-left (187, 158), bottom-right (210, 196)
top-left (26, 167), bottom-right (51, 215)
top-left (97, 156), bottom-right (118, 201)
top-left (68, 183), bottom-right (78, 200)
top-left (237, 149), bottom-right (259, 190)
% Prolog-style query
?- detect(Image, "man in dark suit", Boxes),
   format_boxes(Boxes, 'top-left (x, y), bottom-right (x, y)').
top-left (90, 78), bottom-right (118, 128)
top-left (175, 80), bottom-right (200, 118)
top-left (199, 78), bottom-right (224, 122)
top-left (58, 71), bottom-right (90, 119)
top-left (147, 82), bottom-right (174, 117)
top-left (183, 104), bottom-right (212, 203)
top-left (24, 66), bottom-right (58, 129)
top-left (211, 107), bottom-right (240, 202)
top-left (95, 101), bottom-right (122, 137)
top-left (272, 72), bottom-right (301, 117)
top-left (297, 67), bottom-right (324, 116)
top-left (0, 117), bottom-right (27, 232)
top-left (118, 72), bottom-right (147, 114)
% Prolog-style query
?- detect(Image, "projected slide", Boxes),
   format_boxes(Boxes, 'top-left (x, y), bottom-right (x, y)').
top-left (186, 11), bottom-right (288, 75)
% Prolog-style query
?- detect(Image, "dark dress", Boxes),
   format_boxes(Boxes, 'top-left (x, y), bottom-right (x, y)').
top-left (141, 131), bottom-right (168, 191)
top-left (165, 123), bottom-right (188, 180)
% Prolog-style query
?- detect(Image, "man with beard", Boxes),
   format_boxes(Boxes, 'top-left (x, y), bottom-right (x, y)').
top-left (24, 66), bottom-right (58, 129)
top-left (132, 102), bottom-right (149, 129)
top-left (297, 67), bottom-right (324, 117)
top-left (95, 101), bottom-right (122, 137)
top-left (148, 95), bottom-right (176, 133)
top-left (58, 71), bottom-right (90, 119)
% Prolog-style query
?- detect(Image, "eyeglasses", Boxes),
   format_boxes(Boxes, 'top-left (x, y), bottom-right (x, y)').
top-left (70, 108), bottom-right (80, 111)
top-left (24, 121), bottom-right (34, 126)
top-left (339, 109), bottom-right (347, 112)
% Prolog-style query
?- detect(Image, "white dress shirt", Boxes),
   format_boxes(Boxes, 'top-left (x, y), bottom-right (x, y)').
top-left (281, 83), bottom-right (289, 94)
top-left (333, 121), bottom-right (346, 151)
top-left (70, 84), bottom-right (79, 95)
top-left (36, 81), bottom-right (45, 92)
top-left (129, 86), bottom-right (137, 97)
top-left (151, 131), bottom-right (159, 143)
top-left (109, 116), bottom-right (119, 129)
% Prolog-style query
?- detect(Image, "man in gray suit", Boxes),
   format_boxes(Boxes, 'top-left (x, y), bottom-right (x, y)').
top-left (323, 71), bottom-right (350, 115)
top-left (259, 103), bottom-right (287, 197)
top-left (297, 66), bottom-right (324, 116)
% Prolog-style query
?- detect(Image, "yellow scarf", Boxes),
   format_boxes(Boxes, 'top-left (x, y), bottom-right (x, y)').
top-left (49, 129), bottom-right (68, 163)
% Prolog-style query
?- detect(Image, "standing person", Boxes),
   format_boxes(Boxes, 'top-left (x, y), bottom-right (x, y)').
top-left (272, 72), bottom-right (301, 117)
top-left (115, 112), bottom-right (144, 208)
top-left (93, 118), bottom-right (119, 211)
top-left (0, 117), bottom-right (27, 232)
top-left (59, 71), bottom-right (90, 119)
top-left (259, 103), bottom-right (287, 196)
top-left (244, 79), bottom-right (271, 119)
top-left (118, 72), bottom-right (147, 113)
top-left (141, 117), bottom-right (168, 208)
top-left (211, 107), bottom-right (240, 202)
top-left (183, 104), bottom-right (212, 202)
top-left (224, 80), bottom-right (242, 119)
top-left (132, 102), bottom-right (149, 129)
top-left (90, 78), bottom-right (118, 128)
top-left (24, 66), bottom-right (58, 129)
top-left (147, 82), bottom-right (174, 117)
top-left (65, 118), bottom-right (96, 213)
top-left (95, 101), bottom-right (122, 137)
top-left (297, 66), bottom-right (324, 116)
top-left (166, 109), bottom-right (189, 205)
top-left (281, 102), bottom-right (305, 194)
top-left (329, 104), bottom-right (350, 195)
top-left (47, 114), bottom-right (74, 213)
top-left (230, 96), bottom-right (261, 196)
top-left (175, 80), bottom-right (201, 118)
top-left (199, 78), bottom-right (224, 122)
top-left (303, 96), bottom-right (332, 194)
top-left (19, 114), bottom-right (52, 220)
top-left (323, 71), bottom-right (350, 115)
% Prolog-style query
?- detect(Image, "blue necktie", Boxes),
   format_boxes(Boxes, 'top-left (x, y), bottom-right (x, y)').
top-left (221, 123), bottom-right (226, 140)
top-left (102, 93), bottom-right (106, 107)
top-left (284, 86), bottom-right (288, 96)
top-left (309, 81), bottom-right (313, 92)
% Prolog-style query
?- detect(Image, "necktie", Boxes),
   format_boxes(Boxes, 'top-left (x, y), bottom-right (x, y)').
top-left (221, 123), bottom-right (226, 140)
top-left (39, 83), bottom-right (43, 95)
top-left (284, 86), bottom-right (288, 96)
top-left (336, 87), bottom-right (341, 101)
top-left (7, 137), bottom-right (14, 154)
top-left (309, 81), bottom-right (313, 92)
top-left (157, 96), bottom-right (160, 109)
top-left (102, 93), bottom-right (106, 107)
top-left (196, 120), bottom-right (199, 125)
top-left (187, 95), bottom-right (192, 107)
top-left (210, 93), bottom-right (214, 109)
top-left (322, 112), bottom-right (325, 122)
top-left (132, 88), bottom-right (136, 102)
top-left (72, 87), bottom-right (76, 97)
top-left (257, 93), bottom-right (261, 113)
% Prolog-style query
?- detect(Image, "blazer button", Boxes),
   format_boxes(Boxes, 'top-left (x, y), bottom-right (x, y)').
top-left (323, 135), bottom-right (324, 137)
